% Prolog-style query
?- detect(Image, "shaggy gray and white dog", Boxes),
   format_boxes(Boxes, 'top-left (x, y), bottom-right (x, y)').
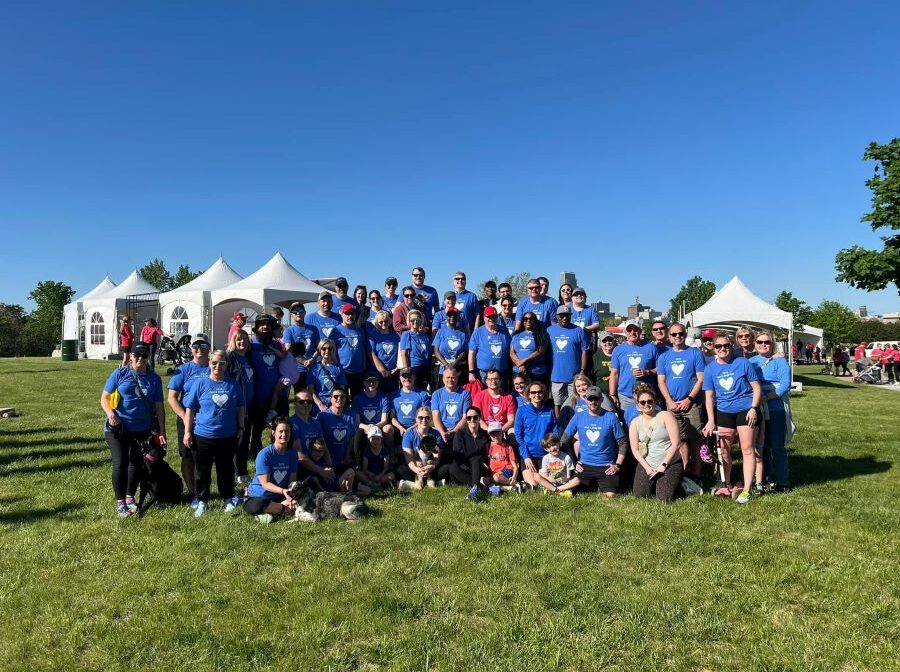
top-left (285, 480), bottom-right (366, 522)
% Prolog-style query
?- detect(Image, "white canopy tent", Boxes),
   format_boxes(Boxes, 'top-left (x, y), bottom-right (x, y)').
top-left (209, 252), bottom-right (329, 346)
top-left (81, 270), bottom-right (160, 359)
top-left (157, 258), bottom-right (243, 342)
top-left (62, 276), bottom-right (117, 355)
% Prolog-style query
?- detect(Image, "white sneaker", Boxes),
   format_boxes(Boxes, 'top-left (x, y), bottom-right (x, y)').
top-left (255, 513), bottom-right (273, 524)
top-left (224, 497), bottom-right (238, 513)
top-left (194, 501), bottom-right (207, 518)
top-left (397, 480), bottom-right (416, 492)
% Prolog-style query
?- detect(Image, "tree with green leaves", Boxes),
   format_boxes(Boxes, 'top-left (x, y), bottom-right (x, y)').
top-left (0, 303), bottom-right (29, 357)
top-left (668, 276), bottom-right (716, 320)
top-left (835, 138), bottom-right (900, 294)
top-left (477, 271), bottom-right (532, 301)
top-left (774, 290), bottom-right (815, 327)
top-left (171, 264), bottom-right (201, 289)
top-left (139, 259), bottom-right (200, 292)
top-left (808, 300), bottom-right (858, 345)
top-left (25, 280), bottom-right (75, 355)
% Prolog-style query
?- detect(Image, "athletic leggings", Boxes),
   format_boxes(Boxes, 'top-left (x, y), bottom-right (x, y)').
top-left (437, 455), bottom-right (483, 487)
top-left (632, 460), bottom-right (684, 503)
top-left (192, 435), bottom-right (236, 503)
top-left (176, 417), bottom-right (195, 498)
top-left (105, 428), bottom-right (149, 500)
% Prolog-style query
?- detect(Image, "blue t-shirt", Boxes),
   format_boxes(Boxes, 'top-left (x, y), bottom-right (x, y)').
top-left (564, 410), bottom-right (624, 467)
top-left (331, 294), bottom-right (359, 314)
top-left (167, 361), bottom-right (210, 399)
top-left (249, 342), bottom-right (283, 402)
top-left (318, 409), bottom-right (357, 465)
top-left (570, 305), bottom-right (599, 331)
top-left (282, 324), bottom-right (318, 372)
top-left (657, 347), bottom-right (706, 402)
top-left (498, 313), bottom-right (516, 335)
top-left (104, 367), bottom-right (164, 432)
top-left (401, 426), bottom-right (443, 459)
top-left (511, 329), bottom-right (547, 375)
top-left (228, 353), bottom-right (255, 408)
top-left (333, 324), bottom-right (367, 374)
top-left (411, 284), bottom-right (440, 321)
top-left (351, 392), bottom-right (390, 425)
top-left (547, 324), bottom-right (590, 383)
top-left (290, 413), bottom-right (323, 453)
top-left (381, 293), bottom-right (399, 312)
top-left (399, 330), bottom-right (432, 367)
top-left (183, 376), bottom-right (245, 439)
top-left (454, 290), bottom-right (480, 328)
top-left (702, 358), bottom-right (759, 413)
top-left (515, 296), bottom-right (558, 327)
top-left (307, 362), bottom-right (347, 408)
top-left (390, 388), bottom-right (431, 428)
top-left (368, 328), bottom-right (400, 373)
top-left (429, 387), bottom-right (472, 430)
top-left (748, 355), bottom-right (792, 408)
top-left (305, 311), bottom-right (341, 341)
top-left (470, 326), bottom-right (512, 372)
top-left (610, 340), bottom-right (658, 397)
top-left (432, 309), bottom-right (470, 334)
top-left (247, 444), bottom-right (299, 500)
top-left (433, 326), bottom-right (469, 373)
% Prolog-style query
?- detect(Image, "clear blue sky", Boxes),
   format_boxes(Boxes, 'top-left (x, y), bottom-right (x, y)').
top-left (2, 1), bottom-right (898, 315)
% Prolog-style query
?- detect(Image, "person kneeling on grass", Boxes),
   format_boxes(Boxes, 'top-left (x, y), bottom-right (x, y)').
top-left (535, 433), bottom-right (576, 496)
top-left (398, 409), bottom-right (443, 490)
top-left (560, 386), bottom-right (627, 497)
top-left (628, 386), bottom-right (684, 503)
top-left (244, 418), bottom-right (298, 523)
top-left (482, 421), bottom-right (519, 495)
top-left (360, 426), bottom-right (395, 492)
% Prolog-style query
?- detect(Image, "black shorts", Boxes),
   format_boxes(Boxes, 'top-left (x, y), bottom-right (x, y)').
top-left (575, 464), bottom-right (619, 493)
top-left (244, 496), bottom-right (282, 515)
top-left (715, 408), bottom-right (753, 429)
top-left (120, 345), bottom-right (132, 354)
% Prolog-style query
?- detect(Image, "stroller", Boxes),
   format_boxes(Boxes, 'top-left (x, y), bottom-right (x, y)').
top-left (855, 361), bottom-right (882, 384)
top-left (820, 360), bottom-right (833, 376)
top-left (160, 334), bottom-right (194, 375)
top-left (699, 429), bottom-right (734, 497)
top-left (156, 336), bottom-right (178, 367)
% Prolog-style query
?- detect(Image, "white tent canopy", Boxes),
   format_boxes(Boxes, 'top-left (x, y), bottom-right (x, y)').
top-left (62, 275), bottom-right (117, 342)
top-left (81, 270), bottom-right (160, 359)
top-left (158, 258), bottom-right (243, 341)
top-left (684, 276), bottom-right (793, 333)
top-left (209, 252), bottom-right (329, 346)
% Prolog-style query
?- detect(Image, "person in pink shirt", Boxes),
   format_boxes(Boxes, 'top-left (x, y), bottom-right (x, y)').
top-left (472, 368), bottom-right (518, 444)
top-left (227, 312), bottom-right (247, 345)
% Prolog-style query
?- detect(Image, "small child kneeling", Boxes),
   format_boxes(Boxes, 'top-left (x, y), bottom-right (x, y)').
top-left (482, 421), bottom-right (520, 492)
top-left (536, 433), bottom-right (577, 496)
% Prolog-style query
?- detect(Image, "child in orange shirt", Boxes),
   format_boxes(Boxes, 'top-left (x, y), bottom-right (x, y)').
top-left (482, 421), bottom-right (520, 495)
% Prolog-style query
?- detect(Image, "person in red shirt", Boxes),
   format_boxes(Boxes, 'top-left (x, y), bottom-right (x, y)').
top-left (482, 422), bottom-right (519, 492)
top-left (852, 341), bottom-right (868, 381)
top-left (882, 344), bottom-right (896, 384)
top-left (139, 318), bottom-right (167, 370)
top-left (119, 315), bottom-right (134, 367)
top-left (472, 368), bottom-right (517, 444)
top-left (227, 312), bottom-right (247, 345)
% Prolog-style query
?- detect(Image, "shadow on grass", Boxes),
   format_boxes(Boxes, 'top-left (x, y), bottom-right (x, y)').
top-left (0, 436), bottom-right (102, 451)
top-left (0, 494), bottom-right (31, 505)
top-left (0, 456), bottom-right (107, 476)
top-left (792, 454), bottom-right (892, 487)
top-left (1, 368), bottom-right (62, 375)
top-left (0, 443), bottom-right (101, 467)
top-left (0, 502), bottom-right (88, 525)
top-left (0, 427), bottom-right (52, 436)
top-left (794, 373), bottom-right (857, 389)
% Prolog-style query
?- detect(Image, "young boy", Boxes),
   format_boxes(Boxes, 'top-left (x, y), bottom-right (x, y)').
top-left (483, 421), bottom-right (520, 494)
top-left (537, 433), bottom-right (577, 496)
top-left (361, 426), bottom-right (395, 491)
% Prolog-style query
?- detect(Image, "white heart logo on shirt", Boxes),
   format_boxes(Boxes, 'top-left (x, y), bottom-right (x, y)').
top-left (671, 363), bottom-right (685, 376)
top-left (447, 338), bottom-right (460, 350)
top-left (490, 344), bottom-right (502, 356)
top-left (211, 393), bottom-right (229, 408)
top-left (628, 355), bottom-right (642, 369)
top-left (719, 373), bottom-right (734, 392)
top-left (363, 409), bottom-right (377, 421)
top-left (585, 429), bottom-right (601, 443)
top-left (519, 337), bottom-right (532, 348)
top-left (575, 320), bottom-right (585, 328)
top-left (576, 406), bottom-right (586, 413)
top-left (263, 354), bottom-right (275, 367)
top-left (446, 403), bottom-right (458, 417)
top-left (348, 336), bottom-right (358, 348)
top-left (273, 469), bottom-right (287, 483)
top-left (555, 338), bottom-right (567, 350)
top-left (490, 404), bottom-right (500, 415)
top-left (382, 343), bottom-right (394, 355)
top-left (333, 429), bottom-right (347, 442)
top-left (400, 403), bottom-right (413, 416)
top-left (455, 300), bottom-right (465, 311)
top-left (322, 326), bottom-right (333, 338)
top-left (245, 368), bottom-right (254, 380)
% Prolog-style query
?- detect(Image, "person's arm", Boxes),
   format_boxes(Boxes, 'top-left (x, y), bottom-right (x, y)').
top-left (501, 397), bottom-right (515, 433)
top-left (269, 379), bottom-right (287, 412)
top-left (100, 391), bottom-right (120, 427)
top-left (257, 472), bottom-right (292, 498)
top-left (629, 418), bottom-right (652, 474)
top-left (605, 435), bottom-right (628, 475)
top-left (658, 373), bottom-right (676, 411)
top-left (580, 348), bottom-right (589, 375)
top-left (608, 366), bottom-right (620, 407)
top-left (431, 408), bottom-right (449, 442)
top-left (747, 380), bottom-right (763, 427)
top-left (770, 361), bottom-right (791, 399)
top-left (183, 407), bottom-right (195, 448)
top-left (433, 345), bottom-right (451, 371)
top-left (508, 342), bottom-right (523, 369)
top-left (167, 389), bottom-right (187, 422)
top-left (308, 382), bottom-right (328, 413)
top-left (467, 339), bottom-right (478, 381)
top-left (685, 372), bottom-right (704, 411)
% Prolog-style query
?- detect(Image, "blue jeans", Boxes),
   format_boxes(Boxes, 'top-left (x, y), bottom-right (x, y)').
top-left (763, 403), bottom-right (789, 486)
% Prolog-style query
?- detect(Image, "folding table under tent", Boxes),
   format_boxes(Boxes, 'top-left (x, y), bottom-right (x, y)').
top-left (62, 275), bottom-right (117, 358)
top-left (157, 257), bottom-right (243, 343)
top-left (81, 270), bottom-right (160, 360)
top-left (209, 252), bottom-right (330, 347)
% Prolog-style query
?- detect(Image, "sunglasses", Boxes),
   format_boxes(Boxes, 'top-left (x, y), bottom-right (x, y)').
top-left (527, 286), bottom-right (539, 291)
top-left (701, 338), bottom-right (713, 343)
top-left (737, 333), bottom-right (752, 339)
top-left (412, 273), bottom-right (424, 278)
top-left (416, 416), bottom-right (429, 421)
top-left (210, 361), bottom-right (227, 367)
top-left (295, 399), bottom-right (313, 405)
top-left (404, 294), bottom-right (415, 299)
top-left (714, 343), bottom-right (731, 350)
top-left (320, 346), bottom-right (333, 351)
top-left (652, 327), bottom-right (667, 332)
top-left (586, 396), bottom-right (601, 402)
top-left (528, 390), bottom-right (544, 395)
top-left (454, 277), bottom-right (465, 282)
top-left (191, 344), bottom-right (210, 350)
top-left (637, 399), bottom-right (655, 407)
top-left (465, 416), bottom-right (480, 421)
top-left (132, 352), bottom-right (148, 359)
top-left (756, 339), bottom-right (772, 345)
top-left (669, 331), bottom-right (685, 337)
top-left (601, 338), bottom-right (614, 344)
top-left (400, 373), bottom-right (412, 378)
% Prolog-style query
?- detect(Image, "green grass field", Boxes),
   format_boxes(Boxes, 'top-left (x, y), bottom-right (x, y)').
top-left (0, 358), bottom-right (897, 671)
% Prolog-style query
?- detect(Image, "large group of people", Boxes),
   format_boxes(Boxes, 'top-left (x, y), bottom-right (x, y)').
top-left (101, 267), bottom-right (797, 520)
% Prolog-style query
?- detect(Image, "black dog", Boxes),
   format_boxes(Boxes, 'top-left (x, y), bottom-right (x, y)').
top-left (137, 440), bottom-right (183, 516)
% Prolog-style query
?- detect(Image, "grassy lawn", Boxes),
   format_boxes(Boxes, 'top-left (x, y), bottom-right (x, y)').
top-left (0, 358), bottom-right (897, 671)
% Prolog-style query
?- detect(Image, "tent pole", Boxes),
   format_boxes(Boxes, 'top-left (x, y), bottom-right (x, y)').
top-left (789, 326), bottom-right (794, 388)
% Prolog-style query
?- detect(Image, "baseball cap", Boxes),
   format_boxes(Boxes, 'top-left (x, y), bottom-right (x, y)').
top-left (191, 332), bottom-right (210, 347)
top-left (132, 342), bottom-right (150, 355)
top-left (573, 287), bottom-right (586, 296)
top-left (289, 301), bottom-right (305, 314)
top-left (399, 367), bottom-right (414, 377)
top-left (598, 330), bottom-right (614, 341)
top-left (340, 304), bottom-right (356, 314)
top-left (446, 306), bottom-right (460, 316)
top-left (317, 291), bottom-right (332, 301)
top-left (585, 386), bottom-right (603, 401)
top-left (335, 277), bottom-right (348, 288)
top-left (366, 426), bottom-right (383, 439)
top-left (363, 373), bottom-right (379, 382)
top-left (624, 319), bottom-right (641, 330)
top-left (483, 306), bottom-right (498, 317)
top-left (556, 304), bottom-right (571, 315)
top-left (443, 291), bottom-right (456, 300)
top-left (701, 329), bottom-right (717, 339)
top-left (385, 276), bottom-right (398, 285)
top-left (487, 421), bottom-right (503, 434)
top-left (232, 312), bottom-right (246, 321)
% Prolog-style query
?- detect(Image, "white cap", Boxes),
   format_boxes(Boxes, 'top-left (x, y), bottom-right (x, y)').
top-left (366, 426), bottom-right (383, 439)
top-left (487, 421), bottom-right (503, 434)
